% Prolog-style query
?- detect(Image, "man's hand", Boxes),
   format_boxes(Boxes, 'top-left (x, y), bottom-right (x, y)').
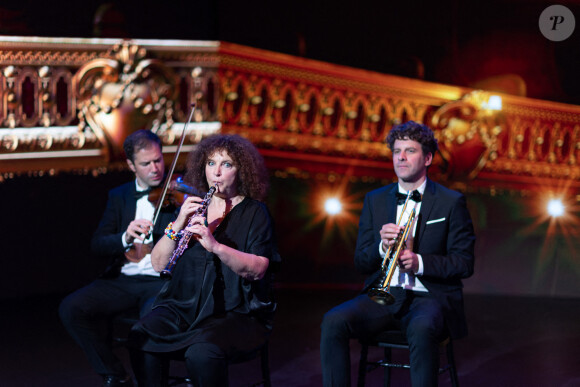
top-left (379, 223), bottom-right (403, 251)
top-left (125, 219), bottom-right (153, 244)
top-left (398, 249), bottom-right (419, 273)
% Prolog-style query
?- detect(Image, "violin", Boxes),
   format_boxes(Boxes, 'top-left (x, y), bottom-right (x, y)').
top-left (125, 175), bottom-right (200, 263)
top-left (147, 174), bottom-right (201, 209)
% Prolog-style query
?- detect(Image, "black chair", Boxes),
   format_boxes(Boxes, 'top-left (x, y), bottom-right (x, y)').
top-left (228, 340), bottom-right (271, 387)
top-left (357, 329), bottom-right (459, 387)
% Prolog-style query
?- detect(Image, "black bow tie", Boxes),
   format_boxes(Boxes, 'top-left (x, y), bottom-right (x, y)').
top-left (135, 188), bottom-right (152, 199)
top-left (396, 190), bottom-right (422, 205)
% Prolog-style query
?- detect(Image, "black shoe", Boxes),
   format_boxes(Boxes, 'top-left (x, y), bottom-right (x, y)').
top-left (102, 375), bottom-right (134, 387)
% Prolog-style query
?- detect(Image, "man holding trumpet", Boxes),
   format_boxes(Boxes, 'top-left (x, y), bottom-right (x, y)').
top-left (321, 121), bottom-right (476, 386)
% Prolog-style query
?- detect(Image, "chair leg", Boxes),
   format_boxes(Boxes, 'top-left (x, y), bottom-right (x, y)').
top-left (260, 343), bottom-right (271, 387)
top-left (383, 347), bottom-right (392, 387)
top-left (357, 344), bottom-right (369, 387)
top-left (446, 341), bottom-right (460, 387)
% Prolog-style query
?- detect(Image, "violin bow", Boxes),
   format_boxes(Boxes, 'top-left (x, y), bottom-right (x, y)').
top-left (151, 103), bottom-right (196, 227)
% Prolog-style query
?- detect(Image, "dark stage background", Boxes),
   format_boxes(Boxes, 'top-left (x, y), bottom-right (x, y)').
top-left (1, 170), bottom-right (578, 300)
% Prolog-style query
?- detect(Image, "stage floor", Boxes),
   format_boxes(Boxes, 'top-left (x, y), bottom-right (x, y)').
top-left (2, 287), bottom-right (579, 387)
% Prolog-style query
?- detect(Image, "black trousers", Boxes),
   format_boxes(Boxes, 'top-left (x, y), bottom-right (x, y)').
top-left (320, 289), bottom-right (445, 387)
top-left (129, 311), bottom-right (271, 387)
top-left (58, 274), bottom-right (165, 377)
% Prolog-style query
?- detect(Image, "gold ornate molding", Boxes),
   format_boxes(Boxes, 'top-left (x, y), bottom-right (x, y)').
top-left (74, 41), bottom-right (177, 161)
top-left (0, 37), bottom-right (221, 180)
top-left (1, 37), bottom-right (580, 195)
top-left (431, 90), bottom-right (503, 181)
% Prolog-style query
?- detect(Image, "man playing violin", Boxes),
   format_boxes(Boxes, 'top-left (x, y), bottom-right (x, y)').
top-left (59, 130), bottom-right (176, 387)
top-left (320, 121), bottom-right (476, 386)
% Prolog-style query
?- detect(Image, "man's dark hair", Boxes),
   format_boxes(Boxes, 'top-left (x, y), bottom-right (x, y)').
top-left (123, 130), bottom-right (162, 162)
top-left (386, 121), bottom-right (438, 156)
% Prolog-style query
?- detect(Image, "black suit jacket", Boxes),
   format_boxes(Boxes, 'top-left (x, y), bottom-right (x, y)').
top-left (90, 181), bottom-right (176, 277)
top-left (354, 178), bottom-right (475, 339)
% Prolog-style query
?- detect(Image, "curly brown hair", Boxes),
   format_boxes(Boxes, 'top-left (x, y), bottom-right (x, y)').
top-left (183, 134), bottom-right (269, 201)
top-left (385, 121), bottom-right (438, 156)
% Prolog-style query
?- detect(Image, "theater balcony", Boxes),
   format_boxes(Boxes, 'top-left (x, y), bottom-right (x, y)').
top-left (1, 36), bottom-right (580, 198)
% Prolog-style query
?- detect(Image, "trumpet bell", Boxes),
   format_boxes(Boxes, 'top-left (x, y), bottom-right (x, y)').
top-left (367, 288), bottom-right (396, 305)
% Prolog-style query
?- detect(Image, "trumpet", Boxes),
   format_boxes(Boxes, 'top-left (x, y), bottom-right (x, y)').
top-left (367, 191), bottom-right (416, 305)
top-left (160, 185), bottom-right (217, 279)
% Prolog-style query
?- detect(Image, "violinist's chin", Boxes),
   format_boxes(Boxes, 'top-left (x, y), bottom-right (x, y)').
top-left (149, 175), bottom-right (164, 187)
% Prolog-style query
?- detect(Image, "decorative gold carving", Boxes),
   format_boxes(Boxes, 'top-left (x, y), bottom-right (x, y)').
top-left (431, 90), bottom-right (503, 181)
top-left (1, 38), bottom-right (580, 194)
top-left (74, 42), bottom-right (177, 161)
top-left (0, 50), bottom-right (105, 67)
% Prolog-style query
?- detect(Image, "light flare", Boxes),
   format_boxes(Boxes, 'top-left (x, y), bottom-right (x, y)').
top-left (518, 183), bottom-right (580, 283)
top-left (305, 177), bottom-right (365, 247)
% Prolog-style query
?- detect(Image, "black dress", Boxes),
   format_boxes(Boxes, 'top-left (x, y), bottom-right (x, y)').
top-left (131, 197), bottom-right (280, 353)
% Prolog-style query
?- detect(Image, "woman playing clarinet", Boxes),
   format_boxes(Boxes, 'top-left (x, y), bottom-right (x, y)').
top-left (129, 134), bottom-right (280, 387)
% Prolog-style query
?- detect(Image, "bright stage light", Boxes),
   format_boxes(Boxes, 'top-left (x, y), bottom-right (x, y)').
top-left (324, 198), bottom-right (342, 215)
top-left (486, 95), bottom-right (502, 111)
top-left (547, 199), bottom-right (565, 217)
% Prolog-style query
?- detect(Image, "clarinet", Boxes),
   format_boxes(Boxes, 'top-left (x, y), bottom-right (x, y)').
top-left (160, 185), bottom-right (217, 279)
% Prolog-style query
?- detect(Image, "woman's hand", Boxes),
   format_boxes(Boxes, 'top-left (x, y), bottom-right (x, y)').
top-left (173, 196), bottom-right (204, 230)
top-left (185, 214), bottom-right (219, 253)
